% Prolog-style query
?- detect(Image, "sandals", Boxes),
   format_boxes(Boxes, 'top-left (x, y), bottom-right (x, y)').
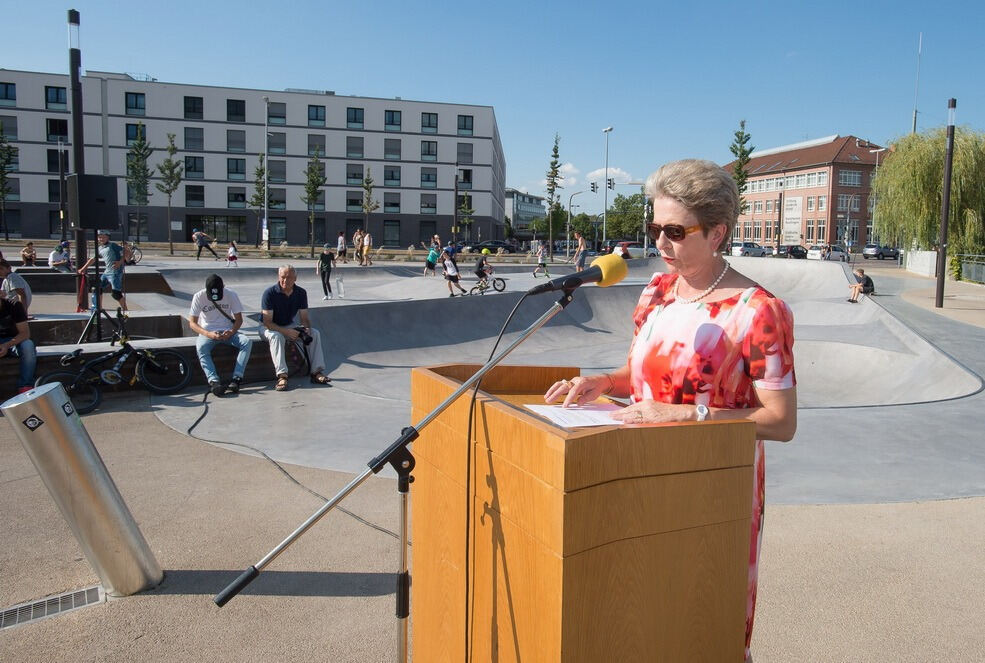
top-left (275, 375), bottom-right (289, 391)
top-left (310, 372), bottom-right (332, 385)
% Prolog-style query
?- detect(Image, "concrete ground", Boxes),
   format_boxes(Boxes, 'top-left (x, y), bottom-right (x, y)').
top-left (3, 254), bottom-right (985, 661)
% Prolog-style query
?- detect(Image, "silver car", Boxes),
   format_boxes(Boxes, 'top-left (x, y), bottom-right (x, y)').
top-left (730, 241), bottom-right (768, 257)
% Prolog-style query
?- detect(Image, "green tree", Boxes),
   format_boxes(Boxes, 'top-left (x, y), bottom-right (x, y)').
top-left (361, 167), bottom-right (380, 234)
top-left (570, 212), bottom-right (596, 239)
top-left (155, 133), bottom-right (183, 255)
top-left (248, 153), bottom-right (272, 248)
top-left (528, 216), bottom-right (547, 239)
top-left (125, 123), bottom-right (153, 241)
top-left (544, 133), bottom-right (564, 258)
top-left (503, 215), bottom-right (513, 240)
top-left (458, 193), bottom-right (475, 242)
top-left (730, 120), bottom-right (754, 214)
top-left (871, 128), bottom-right (985, 259)
top-left (300, 149), bottom-right (327, 258)
top-left (0, 120), bottom-right (15, 242)
top-left (605, 190), bottom-right (647, 240)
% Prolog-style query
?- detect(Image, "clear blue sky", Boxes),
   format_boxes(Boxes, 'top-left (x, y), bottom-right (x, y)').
top-left (4, 0), bottom-right (984, 215)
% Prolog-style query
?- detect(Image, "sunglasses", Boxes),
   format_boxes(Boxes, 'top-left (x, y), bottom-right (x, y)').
top-left (646, 223), bottom-right (704, 242)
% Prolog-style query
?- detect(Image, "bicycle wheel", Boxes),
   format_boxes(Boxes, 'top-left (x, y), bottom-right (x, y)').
top-left (136, 349), bottom-right (192, 394)
top-left (286, 339), bottom-right (310, 377)
top-left (492, 278), bottom-right (506, 292)
top-left (469, 285), bottom-right (482, 296)
top-left (132, 247), bottom-right (143, 264)
top-left (35, 371), bottom-right (102, 415)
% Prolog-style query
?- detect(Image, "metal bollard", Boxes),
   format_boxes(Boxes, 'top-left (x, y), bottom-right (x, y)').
top-left (2, 382), bottom-right (163, 597)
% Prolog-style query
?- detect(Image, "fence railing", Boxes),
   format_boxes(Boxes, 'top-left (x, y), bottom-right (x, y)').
top-left (956, 254), bottom-right (985, 284)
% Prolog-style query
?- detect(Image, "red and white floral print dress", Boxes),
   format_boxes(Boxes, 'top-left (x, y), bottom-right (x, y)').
top-left (628, 272), bottom-right (796, 659)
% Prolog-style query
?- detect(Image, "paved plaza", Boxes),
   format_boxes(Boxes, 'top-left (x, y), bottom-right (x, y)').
top-left (3, 253), bottom-right (984, 661)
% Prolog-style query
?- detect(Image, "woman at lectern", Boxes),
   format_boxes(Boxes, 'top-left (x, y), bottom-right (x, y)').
top-left (544, 159), bottom-right (797, 661)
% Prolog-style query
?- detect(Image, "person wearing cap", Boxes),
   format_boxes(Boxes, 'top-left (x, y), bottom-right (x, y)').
top-left (315, 244), bottom-right (336, 300)
top-left (77, 229), bottom-right (127, 312)
top-left (192, 228), bottom-right (220, 260)
top-left (188, 274), bottom-right (252, 397)
top-left (49, 241), bottom-right (72, 272)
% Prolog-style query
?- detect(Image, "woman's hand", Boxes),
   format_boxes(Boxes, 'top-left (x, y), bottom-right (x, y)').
top-left (610, 399), bottom-right (696, 425)
top-left (544, 374), bottom-right (612, 408)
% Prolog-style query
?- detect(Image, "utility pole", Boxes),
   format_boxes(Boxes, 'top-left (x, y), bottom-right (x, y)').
top-left (566, 190), bottom-right (584, 258)
top-left (602, 126), bottom-right (612, 246)
top-left (68, 9), bottom-right (89, 312)
top-left (935, 98), bottom-right (956, 308)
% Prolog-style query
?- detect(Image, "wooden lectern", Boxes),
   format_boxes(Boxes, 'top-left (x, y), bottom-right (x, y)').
top-left (410, 364), bottom-right (757, 662)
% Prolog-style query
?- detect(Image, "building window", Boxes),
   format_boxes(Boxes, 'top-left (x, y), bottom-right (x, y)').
top-left (125, 92), bottom-right (145, 116)
top-left (186, 185), bottom-right (205, 207)
top-left (47, 118), bottom-right (69, 142)
top-left (818, 195), bottom-right (827, 211)
top-left (308, 105), bottom-right (326, 127)
top-left (765, 200), bottom-right (773, 213)
top-left (384, 138), bottom-right (401, 160)
top-left (227, 158), bottom-right (247, 180)
top-left (270, 188), bottom-right (286, 210)
top-left (126, 183), bottom-right (142, 205)
top-left (6, 146), bottom-right (17, 171)
top-left (838, 169), bottom-right (862, 187)
top-left (268, 132), bottom-right (286, 155)
top-left (805, 196), bottom-right (814, 212)
top-left (818, 171), bottom-right (828, 187)
top-left (184, 126), bottom-right (204, 151)
top-left (185, 156), bottom-right (204, 179)
top-left (268, 217), bottom-right (287, 242)
top-left (457, 143), bottom-right (473, 164)
top-left (45, 86), bottom-right (68, 110)
top-left (347, 107), bottom-right (364, 129)
top-left (807, 172), bottom-right (818, 187)
top-left (227, 129), bottom-right (246, 153)
top-left (456, 194), bottom-right (472, 210)
top-left (310, 191), bottom-right (326, 212)
top-left (346, 191), bottom-right (362, 213)
top-left (384, 192), bottom-right (400, 213)
top-left (0, 82), bottom-right (15, 106)
top-left (184, 96), bottom-right (203, 119)
top-left (267, 160), bottom-right (286, 183)
top-left (817, 220), bottom-right (826, 241)
top-left (753, 200), bottom-right (763, 214)
top-left (383, 220), bottom-right (400, 245)
top-left (0, 115), bottom-right (17, 139)
top-left (267, 102), bottom-right (286, 125)
top-left (125, 123), bottom-right (146, 146)
top-left (227, 99), bottom-right (246, 122)
top-left (421, 167), bottom-right (437, 188)
top-left (457, 115), bottom-right (474, 136)
top-left (227, 187), bottom-right (247, 208)
top-left (837, 194), bottom-right (860, 212)
top-left (753, 221), bottom-right (762, 241)
top-left (346, 163), bottom-right (363, 186)
top-left (187, 215), bottom-right (249, 243)
top-left (420, 193), bottom-right (436, 214)
top-left (308, 134), bottom-right (326, 156)
top-left (795, 173), bottom-right (806, 188)
top-left (346, 136), bottom-right (363, 158)
top-left (384, 166), bottom-right (401, 187)
top-left (419, 220), bottom-right (436, 244)
top-left (47, 179), bottom-right (60, 203)
top-left (806, 222), bottom-right (815, 242)
top-left (421, 112), bottom-right (438, 133)
top-left (458, 168), bottom-right (472, 190)
top-left (127, 213), bottom-right (149, 240)
top-left (385, 110), bottom-right (401, 132)
top-left (5, 178), bottom-right (19, 201)
top-left (421, 140), bottom-right (437, 161)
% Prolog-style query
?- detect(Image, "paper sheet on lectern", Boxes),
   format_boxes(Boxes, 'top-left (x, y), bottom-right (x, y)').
top-left (524, 403), bottom-right (624, 428)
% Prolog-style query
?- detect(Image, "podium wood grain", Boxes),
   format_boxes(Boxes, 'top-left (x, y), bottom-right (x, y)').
top-left (410, 364), bottom-right (756, 662)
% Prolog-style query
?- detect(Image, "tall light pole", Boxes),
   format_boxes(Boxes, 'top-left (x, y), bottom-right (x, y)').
top-left (566, 190), bottom-right (584, 258)
top-left (262, 96), bottom-right (269, 250)
top-left (602, 126), bottom-right (612, 246)
top-left (775, 179), bottom-right (784, 250)
top-left (935, 98), bottom-right (957, 308)
top-left (68, 9), bottom-right (88, 311)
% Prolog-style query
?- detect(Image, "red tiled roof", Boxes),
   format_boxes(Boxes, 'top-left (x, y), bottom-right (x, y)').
top-left (724, 135), bottom-right (884, 175)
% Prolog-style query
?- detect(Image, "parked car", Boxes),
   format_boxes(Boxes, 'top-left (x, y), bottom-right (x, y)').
top-left (774, 245), bottom-right (808, 259)
top-left (730, 241), bottom-right (768, 257)
top-left (807, 244), bottom-right (850, 262)
top-left (862, 244), bottom-right (899, 260)
top-left (464, 240), bottom-right (514, 254)
top-left (611, 241), bottom-right (658, 259)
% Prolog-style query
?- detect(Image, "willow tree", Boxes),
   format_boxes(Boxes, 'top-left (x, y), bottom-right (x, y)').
top-left (872, 128), bottom-right (985, 255)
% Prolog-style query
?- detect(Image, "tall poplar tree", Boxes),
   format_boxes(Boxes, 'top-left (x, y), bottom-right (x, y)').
top-left (126, 123), bottom-right (153, 241)
top-left (362, 167), bottom-right (380, 232)
top-left (730, 120), bottom-right (754, 214)
top-left (155, 133), bottom-right (183, 255)
top-left (248, 153), bottom-right (271, 247)
top-left (301, 149), bottom-right (327, 258)
top-left (544, 133), bottom-right (564, 258)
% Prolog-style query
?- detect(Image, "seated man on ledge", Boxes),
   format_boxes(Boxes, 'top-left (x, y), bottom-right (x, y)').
top-left (0, 296), bottom-right (36, 394)
top-left (260, 264), bottom-right (331, 391)
top-left (188, 274), bottom-right (253, 397)
top-left (848, 267), bottom-right (875, 303)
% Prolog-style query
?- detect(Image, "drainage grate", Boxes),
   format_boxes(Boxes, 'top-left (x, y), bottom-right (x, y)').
top-left (0, 586), bottom-right (104, 630)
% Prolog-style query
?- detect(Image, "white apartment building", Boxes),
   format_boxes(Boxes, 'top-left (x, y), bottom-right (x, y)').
top-left (0, 69), bottom-right (506, 246)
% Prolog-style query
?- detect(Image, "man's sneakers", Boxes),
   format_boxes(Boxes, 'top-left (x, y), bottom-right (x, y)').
top-left (322, 294), bottom-right (333, 300)
top-left (210, 381), bottom-right (226, 397)
top-left (228, 377), bottom-right (242, 394)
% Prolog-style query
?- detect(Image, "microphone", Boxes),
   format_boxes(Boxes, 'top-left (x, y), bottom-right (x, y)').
top-left (527, 253), bottom-right (628, 295)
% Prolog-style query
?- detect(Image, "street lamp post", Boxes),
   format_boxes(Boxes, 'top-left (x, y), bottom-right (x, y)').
top-left (566, 190), bottom-right (584, 259)
top-left (262, 95), bottom-right (269, 251)
top-left (775, 180), bottom-right (784, 250)
top-left (935, 98), bottom-right (957, 308)
top-left (602, 126), bottom-right (612, 246)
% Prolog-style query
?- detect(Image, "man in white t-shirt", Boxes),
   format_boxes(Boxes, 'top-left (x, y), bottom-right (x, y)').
top-left (188, 274), bottom-right (253, 397)
top-left (0, 260), bottom-right (32, 317)
top-left (361, 231), bottom-right (373, 266)
top-left (49, 241), bottom-right (72, 272)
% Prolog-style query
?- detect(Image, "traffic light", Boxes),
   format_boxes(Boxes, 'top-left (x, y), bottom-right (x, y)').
top-left (607, 178), bottom-right (614, 190)
top-left (591, 182), bottom-right (598, 193)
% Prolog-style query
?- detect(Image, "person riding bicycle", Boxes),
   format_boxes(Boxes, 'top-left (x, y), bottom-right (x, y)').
top-left (188, 273), bottom-right (253, 397)
top-left (474, 255), bottom-right (493, 284)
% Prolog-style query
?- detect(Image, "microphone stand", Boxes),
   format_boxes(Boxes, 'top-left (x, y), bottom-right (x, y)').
top-left (214, 288), bottom-right (579, 662)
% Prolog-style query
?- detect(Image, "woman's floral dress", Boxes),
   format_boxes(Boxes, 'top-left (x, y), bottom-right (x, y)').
top-left (628, 273), bottom-right (796, 658)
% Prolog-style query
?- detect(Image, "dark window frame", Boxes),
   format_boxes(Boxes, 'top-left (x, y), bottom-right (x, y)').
top-left (125, 92), bottom-right (146, 116)
top-left (184, 96), bottom-right (204, 120)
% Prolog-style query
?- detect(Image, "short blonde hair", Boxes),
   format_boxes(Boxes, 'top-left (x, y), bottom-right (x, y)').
top-left (644, 159), bottom-right (740, 244)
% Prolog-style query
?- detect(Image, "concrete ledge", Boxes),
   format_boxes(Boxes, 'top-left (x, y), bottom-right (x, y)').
top-left (28, 314), bottom-right (186, 346)
top-left (20, 272), bottom-right (174, 295)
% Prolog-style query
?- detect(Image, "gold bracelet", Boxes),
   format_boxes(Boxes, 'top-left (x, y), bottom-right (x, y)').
top-left (601, 374), bottom-right (615, 395)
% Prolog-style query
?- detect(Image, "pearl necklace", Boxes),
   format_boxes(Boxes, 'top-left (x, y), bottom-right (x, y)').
top-left (674, 261), bottom-right (730, 304)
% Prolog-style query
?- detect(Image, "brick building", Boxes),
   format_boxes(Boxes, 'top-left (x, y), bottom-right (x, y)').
top-left (725, 135), bottom-right (885, 250)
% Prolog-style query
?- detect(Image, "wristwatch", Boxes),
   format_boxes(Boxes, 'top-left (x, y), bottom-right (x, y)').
top-left (695, 404), bottom-right (709, 422)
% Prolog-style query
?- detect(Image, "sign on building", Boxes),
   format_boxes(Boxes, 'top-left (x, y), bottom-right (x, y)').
top-left (783, 196), bottom-right (802, 244)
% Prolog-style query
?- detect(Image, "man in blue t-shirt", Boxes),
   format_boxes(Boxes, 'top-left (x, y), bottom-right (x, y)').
top-left (78, 229), bottom-right (127, 311)
top-left (260, 264), bottom-right (330, 391)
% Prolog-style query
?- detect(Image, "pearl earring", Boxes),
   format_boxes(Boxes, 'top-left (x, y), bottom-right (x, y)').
top-left (712, 250), bottom-right (719, 257)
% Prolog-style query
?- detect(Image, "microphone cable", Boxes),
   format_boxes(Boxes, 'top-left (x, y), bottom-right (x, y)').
top-left (463, 290), bottom-right (531, 663)
top-left (186, 389), bottom-right (401, 542)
